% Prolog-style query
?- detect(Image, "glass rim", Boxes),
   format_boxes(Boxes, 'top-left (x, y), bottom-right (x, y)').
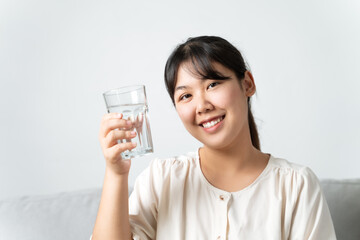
top-left (103, 85), bottom-right (145, 96)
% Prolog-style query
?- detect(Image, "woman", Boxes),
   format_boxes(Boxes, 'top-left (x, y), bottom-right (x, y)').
top-left (92, 36), bottom-right (336, 239)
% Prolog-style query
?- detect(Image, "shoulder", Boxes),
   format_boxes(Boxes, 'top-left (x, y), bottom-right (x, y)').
top-left (149, 151), bottom-right (199, 175)
top-left (269, 156), bottom-right (319, 179)
top-left (267, 155), bottom-right (322, 194)
top-left (136, 150), bottom-right (199, 186)
top-left (267, 157), bottom-right (337, 238)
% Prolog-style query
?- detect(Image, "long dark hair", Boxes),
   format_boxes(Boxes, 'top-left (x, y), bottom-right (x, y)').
top-left (164, 36), bottom-right (260, 150)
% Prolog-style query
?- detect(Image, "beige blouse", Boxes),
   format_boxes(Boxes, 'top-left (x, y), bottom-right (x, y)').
top-left (129, 150), bottom-right (337, 240)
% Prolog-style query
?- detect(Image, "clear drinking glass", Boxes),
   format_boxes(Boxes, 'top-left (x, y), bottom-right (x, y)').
top-left (103, 85), bottom-right (154, 159)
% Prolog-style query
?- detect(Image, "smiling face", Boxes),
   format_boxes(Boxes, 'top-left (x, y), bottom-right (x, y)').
top-left (174, 62), bottom-right (256, 151)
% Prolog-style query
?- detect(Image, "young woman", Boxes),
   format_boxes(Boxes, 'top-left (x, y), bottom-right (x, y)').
top-left (92, 36), bottom-right (336, 239)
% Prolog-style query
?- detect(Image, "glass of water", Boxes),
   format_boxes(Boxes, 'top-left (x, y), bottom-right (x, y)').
top-left (103, 85), bottom-right (154, 159)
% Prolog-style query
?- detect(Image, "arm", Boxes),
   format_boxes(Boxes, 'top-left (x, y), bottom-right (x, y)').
top-left (92, 169), bottom-right (132, 240)
top-left (289, 167), bottom-right (337, 240)
top-left (92, 113), bottom-right (136, 240)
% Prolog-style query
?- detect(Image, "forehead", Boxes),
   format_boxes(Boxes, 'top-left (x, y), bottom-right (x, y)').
top-left (175, 62), bottom-right (233, 89)
top-left (175, 64), bottom-right (200, 87)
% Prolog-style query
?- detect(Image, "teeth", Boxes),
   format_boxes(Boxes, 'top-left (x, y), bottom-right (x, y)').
top-left (202, 117), bottom-right (223, 128)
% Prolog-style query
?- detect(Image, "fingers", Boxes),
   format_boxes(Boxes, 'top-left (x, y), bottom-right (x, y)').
top-left (99, 113), bottom-right (139, 175)
top-left (99, 113), bottom-right (133, 138)
top-left (103, 129), bottom-right (137, 148)
top-left (103, 142), bottom-right (137, 162)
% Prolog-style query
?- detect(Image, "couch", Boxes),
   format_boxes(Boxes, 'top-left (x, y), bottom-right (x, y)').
top-left (0, 179), bottom-right (359, 240)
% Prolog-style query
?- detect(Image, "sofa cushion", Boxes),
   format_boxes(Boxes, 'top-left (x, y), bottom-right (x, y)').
top-left (0, 188), bottom-right (102, 240)
top-left (0, 180), bottom-right (359, 240)
top-left (320, 179), bottom-right (360, 240)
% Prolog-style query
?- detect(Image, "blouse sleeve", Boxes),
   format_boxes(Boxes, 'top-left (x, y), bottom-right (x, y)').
top-left (289, 167), bottom-right (337, 240)
top-left (128, 158), bottom-right (167, 240)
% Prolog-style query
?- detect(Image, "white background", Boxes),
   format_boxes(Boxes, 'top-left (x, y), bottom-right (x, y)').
top-left (1, 0), bottom-right (359, 200)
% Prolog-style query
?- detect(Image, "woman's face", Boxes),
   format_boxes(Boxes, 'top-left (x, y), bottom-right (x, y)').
top-left (174, 62), bottom-right (256, 150)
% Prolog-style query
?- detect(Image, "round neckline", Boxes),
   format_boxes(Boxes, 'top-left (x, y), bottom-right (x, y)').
top-left (195, 147), bottom-right (274, 196)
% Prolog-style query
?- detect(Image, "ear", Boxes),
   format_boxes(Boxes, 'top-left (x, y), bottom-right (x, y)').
top-left (241, 71), bottom-right (256, 97)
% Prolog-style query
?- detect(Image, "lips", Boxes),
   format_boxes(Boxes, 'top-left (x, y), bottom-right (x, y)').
top-left (199, 115), bottom-right (225, 128)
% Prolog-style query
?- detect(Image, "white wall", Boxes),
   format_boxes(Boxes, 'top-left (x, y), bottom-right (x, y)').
top-left (1, 0), bottom-right (359, 200)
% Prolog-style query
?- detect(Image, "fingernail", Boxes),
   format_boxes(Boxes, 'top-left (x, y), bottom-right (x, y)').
top-left (116, 113), bottom-right (122, 118)
top-left (132, 142), bottom-right (137, 147)
top-left (130, 131), bottom-right (136, 136)
top-left (127, 120), bottom-right (132, 125)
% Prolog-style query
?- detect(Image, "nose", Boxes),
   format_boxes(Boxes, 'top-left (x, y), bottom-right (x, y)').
top-left (196, 94), bottom-right (214, 114)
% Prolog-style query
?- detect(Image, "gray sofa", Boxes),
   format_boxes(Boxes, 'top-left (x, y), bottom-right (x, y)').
top-left (0, 179), bottom-right (359, 240)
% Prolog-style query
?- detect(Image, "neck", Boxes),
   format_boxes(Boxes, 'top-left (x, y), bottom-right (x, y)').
top-left (200, 142), bottom-right (258, 174)
top-left (198, 127), bottom-right (270, 192)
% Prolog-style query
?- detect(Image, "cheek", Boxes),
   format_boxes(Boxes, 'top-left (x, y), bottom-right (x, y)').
top-left (212, 87), bottom-right (240, 108)
top-left (176, 105), bottom-right (195, 126)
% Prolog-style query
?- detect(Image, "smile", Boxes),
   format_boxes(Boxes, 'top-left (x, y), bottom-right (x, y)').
top-left (201, 115), bottom-right (225, 128)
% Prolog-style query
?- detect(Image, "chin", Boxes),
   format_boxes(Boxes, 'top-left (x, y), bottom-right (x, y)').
top-left (206, 142), bottom-right (231, 150)
top-left (197, 136), bottom-right (230, 150)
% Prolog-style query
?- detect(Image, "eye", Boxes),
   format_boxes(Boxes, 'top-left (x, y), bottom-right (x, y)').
top-left (179, 93), bottom-right (192, 101)
top-left (207, 82), bottom-right (220, 89)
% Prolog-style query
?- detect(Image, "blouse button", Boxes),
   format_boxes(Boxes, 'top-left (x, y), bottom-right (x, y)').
top-left (217, 236), bottom-right (222, 240)
top-left (219, 195), bottom-right (225, 200)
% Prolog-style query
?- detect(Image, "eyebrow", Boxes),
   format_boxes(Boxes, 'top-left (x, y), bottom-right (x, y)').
top-left (175, 85), bottom-right (188, 92)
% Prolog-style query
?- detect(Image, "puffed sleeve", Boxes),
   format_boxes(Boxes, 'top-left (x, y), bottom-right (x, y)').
top-left (128, 158), bottom-right (167, 240)
top-left (289, 167), bottom-right (337, 240)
